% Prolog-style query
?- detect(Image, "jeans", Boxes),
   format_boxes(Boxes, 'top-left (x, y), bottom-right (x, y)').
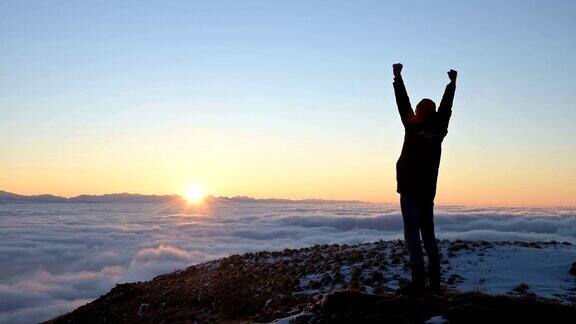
top-left (400, 193), bottom-right (441, 286)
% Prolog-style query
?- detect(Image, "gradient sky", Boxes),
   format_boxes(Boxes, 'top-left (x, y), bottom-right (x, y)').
top-left (1, 0), bottom-right (575, 205)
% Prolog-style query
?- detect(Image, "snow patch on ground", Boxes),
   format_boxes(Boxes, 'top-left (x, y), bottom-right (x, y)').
top-left (444, 243), bottom-right (576, 300)
top-left (287, 240), bottom-right (576, 303)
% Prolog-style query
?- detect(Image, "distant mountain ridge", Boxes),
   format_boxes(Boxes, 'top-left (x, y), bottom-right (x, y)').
top-left (0, 190), bottom-right (178, 204)
top-left (0, 190), bottom-right (362, 204)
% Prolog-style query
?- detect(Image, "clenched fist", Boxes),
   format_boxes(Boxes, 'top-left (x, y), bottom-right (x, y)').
top-left (448, 69), bottom-right (457, 82)
top-left (393, 63), bottom-right (403, 77)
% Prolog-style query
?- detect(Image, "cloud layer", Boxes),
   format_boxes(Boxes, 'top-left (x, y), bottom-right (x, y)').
top-left (1, 202), bottom-right (575, 323)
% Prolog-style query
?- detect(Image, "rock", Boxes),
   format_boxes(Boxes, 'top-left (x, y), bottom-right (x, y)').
top-left (510, 283), bottom-right (535, 296)
top-left (446, 274), bottom-right (464, 286)
top-left (308, 280), bottom-right (321, 290)
top-left (569, 262), bottom-right (576, 276)
top-left (137, 303), bottom-right (149, 316)
top-left (371, 271), bottom-right (383, 281)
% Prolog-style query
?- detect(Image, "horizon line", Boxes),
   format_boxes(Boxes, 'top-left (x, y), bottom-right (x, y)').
top-left (1, 189), bottom-right (575, 209)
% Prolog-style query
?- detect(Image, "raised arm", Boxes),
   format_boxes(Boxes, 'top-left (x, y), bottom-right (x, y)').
top-left (392, 63), bottom-right (414, 125)
top-left (438, 69), bottom-right (457, 129)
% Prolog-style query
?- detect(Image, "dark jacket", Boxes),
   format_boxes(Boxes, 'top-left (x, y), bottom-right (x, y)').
top-left (393, 76), bottom-right (455, 198)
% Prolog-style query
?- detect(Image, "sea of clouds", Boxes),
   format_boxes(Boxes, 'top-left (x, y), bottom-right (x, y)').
top-left (1, 201), bottom-right (575, 323)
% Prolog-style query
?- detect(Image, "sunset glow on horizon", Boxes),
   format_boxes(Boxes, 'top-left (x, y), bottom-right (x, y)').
top-left (184, 185), bottom-right (207, 204)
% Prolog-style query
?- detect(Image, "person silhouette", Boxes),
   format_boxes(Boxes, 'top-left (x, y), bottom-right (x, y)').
top-left (392, 63), bottom-right (457, 293)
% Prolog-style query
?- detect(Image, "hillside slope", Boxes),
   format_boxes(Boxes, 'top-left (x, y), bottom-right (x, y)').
top-left (48, 240), bottom-right (576, 323)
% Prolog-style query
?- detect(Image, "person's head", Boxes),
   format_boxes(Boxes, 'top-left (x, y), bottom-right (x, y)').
top-left (415, 99), bottom-right (436, 122)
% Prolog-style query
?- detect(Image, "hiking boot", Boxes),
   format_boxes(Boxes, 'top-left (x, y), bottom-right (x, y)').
top-left (429, 278), bottom-right (441, 292)
top-left (398, 281), bottom-right (425, 296)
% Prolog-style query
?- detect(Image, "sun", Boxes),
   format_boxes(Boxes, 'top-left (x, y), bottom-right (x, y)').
top-left (184, 185), bottom-right (206, 204)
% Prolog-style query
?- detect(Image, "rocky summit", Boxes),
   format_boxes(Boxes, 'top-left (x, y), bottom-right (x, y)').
top-left (47, 240), bottom-right (576, 323)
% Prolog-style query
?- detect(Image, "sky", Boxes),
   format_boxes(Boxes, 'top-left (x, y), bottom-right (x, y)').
top-left (1, 0), bottom-right (575, 205)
